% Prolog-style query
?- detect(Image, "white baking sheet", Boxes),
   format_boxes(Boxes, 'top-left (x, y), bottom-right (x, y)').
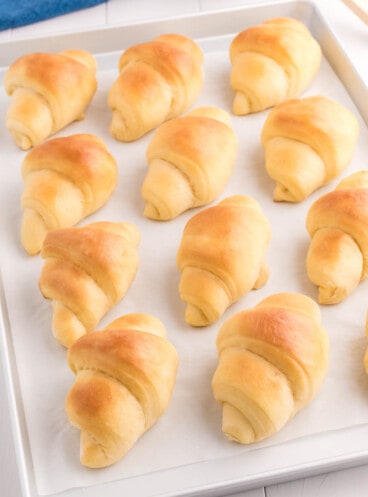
top-left (1, 2), bottom-right (368, 497)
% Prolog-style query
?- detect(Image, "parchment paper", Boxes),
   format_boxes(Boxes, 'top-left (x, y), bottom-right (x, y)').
top-left (1, 42), bottom-right (368, 496)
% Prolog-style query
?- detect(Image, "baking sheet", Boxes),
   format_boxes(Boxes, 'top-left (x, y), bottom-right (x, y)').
top-left (1, 1), bottom-right (368, 496)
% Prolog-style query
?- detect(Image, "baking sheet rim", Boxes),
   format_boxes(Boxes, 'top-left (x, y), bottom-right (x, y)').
top-left (1, 1), bottom-right (368, 496)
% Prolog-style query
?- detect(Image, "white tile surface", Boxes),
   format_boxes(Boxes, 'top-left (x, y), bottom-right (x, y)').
top-left (199, 0), bottom-right (274, 10)
top-left (1, 1), bottom-right (368, 497)
top-left (107, 0), bottom-right (201, 24)
top-left (0, 29), bottom-right (11, 42)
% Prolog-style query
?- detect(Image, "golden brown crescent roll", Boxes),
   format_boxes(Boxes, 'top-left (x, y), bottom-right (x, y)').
top-left (39, 221), bottom-right (140, 348)
top-left (66, 313), bottom-right (179, 468)
top-left (230, 17), bottom-right (321, 115)
top-left (108, 34), bottom-right (204, 142)
top-left (4, 49), bottom-right (97, 150)
top-left (261, 95), bottom-right (359, 202)
top-left (306, 171), bottom-right (368, 304)
top-left (142, 106), bottom-right (238, 220)
top-left (212, 292), bottom-right (329, 444)
top-left (21, 134), bottom-right (118, 256)
top-left (176, 195), bottom-right (271, 326)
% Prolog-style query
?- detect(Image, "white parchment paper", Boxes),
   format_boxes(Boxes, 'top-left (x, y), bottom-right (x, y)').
top-left (1, 41), bottom-right (368, 496)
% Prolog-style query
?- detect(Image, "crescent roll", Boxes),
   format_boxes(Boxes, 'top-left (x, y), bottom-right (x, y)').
top-left (306, 171), bottom-right (368, 304)
top-left (261, 96), bottom-right (359, 202)
top-left (142, 106), bottom-right (238, 220)
top-left (21, 133), bottom-right (118, 256)
top-left (66, 313), bottom-right (179, 468)
top-left (176, 195), bottom-right (271, 326)
top-left (39, 221), bottom-right (140, 348)
top-left (230, 17), bottom-right (322, 115)
top-left (212, 292), bottom-right (329, 444)
top-left (4, 49), bottom-right (97, 149)
top-left (108, 34), bottom-right (204, 142)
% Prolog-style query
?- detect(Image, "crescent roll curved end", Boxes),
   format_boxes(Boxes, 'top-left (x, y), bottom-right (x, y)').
top-left (142, 106), bottom-right (238, 220)
top-left (66, 313), bottom-right (178, 468)
top-left (108, 34), bottom-right (204, 142)
top-left (39, 221), bottom-right (140, 348)
top-left (212, 292), bottom-right (329, 444)
top-left (306, 171), bottom-right (368, 304)
top-left (176, 195), bottom-right (271, 326)
top-left (4, 50), bottom-right (97, 150)
top-left (21, 134), bottom-right (118, 256)
top-left (229, 17), bottom-right (322, 116)
top-left (261, 96), bottom-right (359, 202)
